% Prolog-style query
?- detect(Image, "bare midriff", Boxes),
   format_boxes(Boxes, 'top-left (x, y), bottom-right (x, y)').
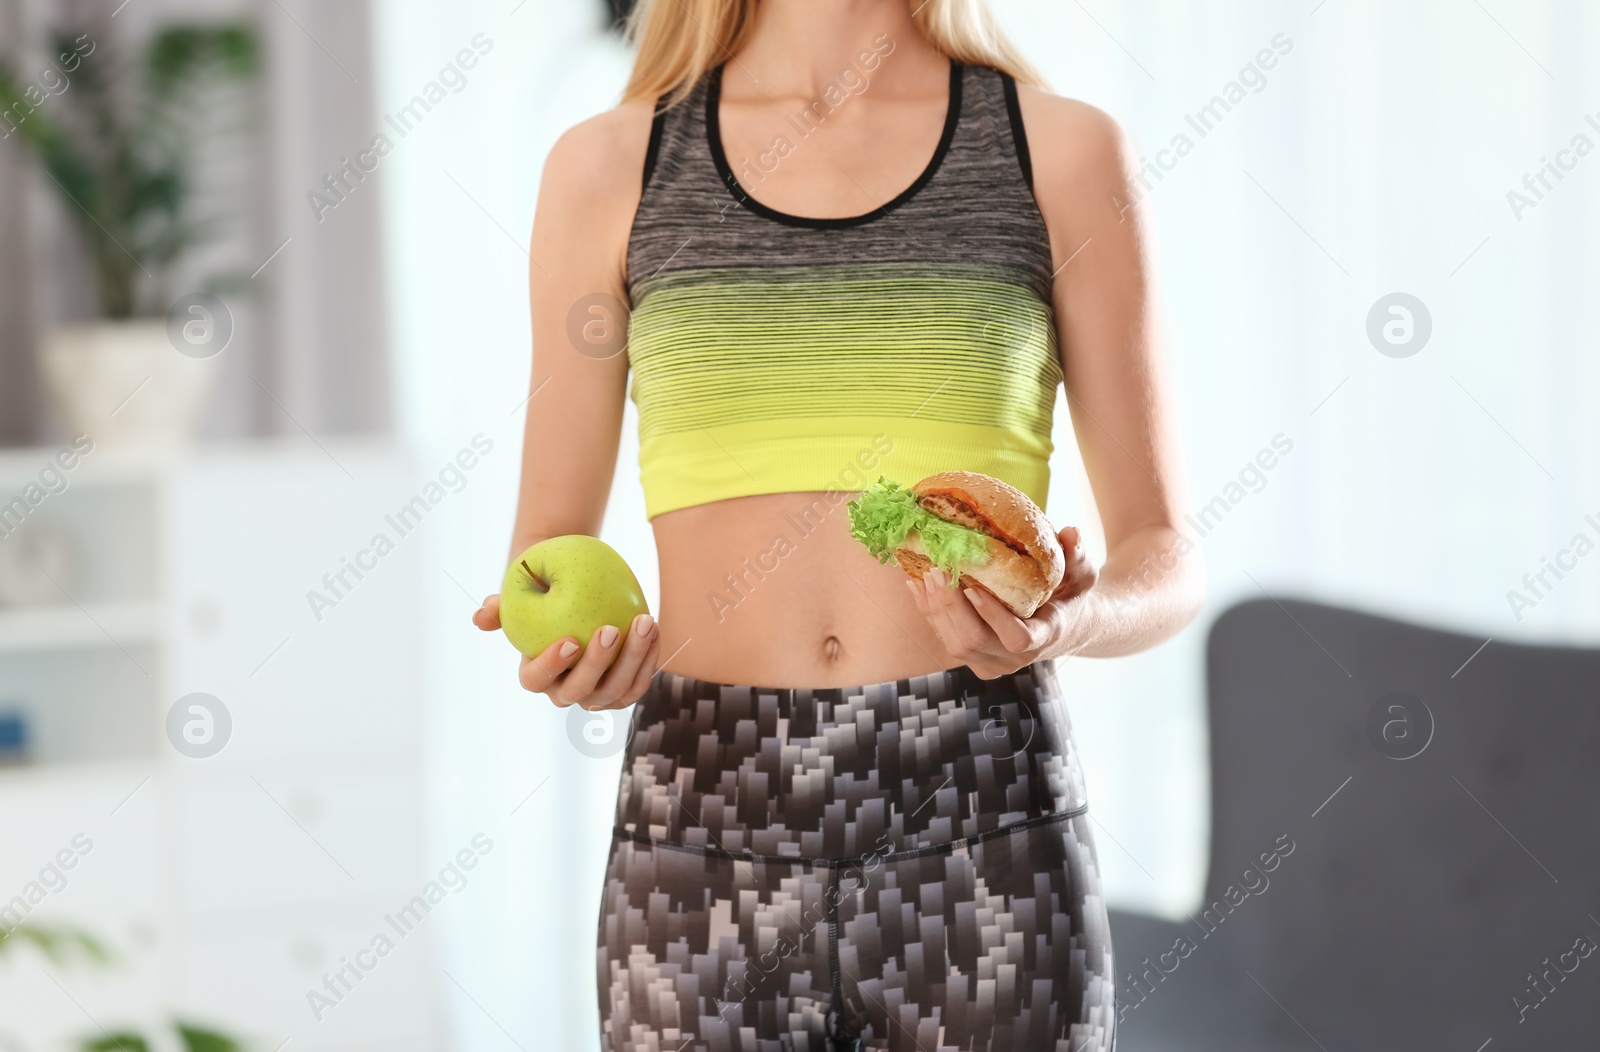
top-left (651, 490), bottom-right (956, 688)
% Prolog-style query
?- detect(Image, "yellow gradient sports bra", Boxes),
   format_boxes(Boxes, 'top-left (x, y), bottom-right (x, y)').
top-left (625, 60), bottom-right (1060, 519)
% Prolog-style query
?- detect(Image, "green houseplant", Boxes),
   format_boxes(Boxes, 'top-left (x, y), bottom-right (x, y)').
top-left (0, 24), bottom-right (258, 448)
top-left (0, 923), bottom-right (247, 1051)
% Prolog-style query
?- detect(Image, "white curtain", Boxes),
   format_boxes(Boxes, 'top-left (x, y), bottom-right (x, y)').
top-left (374, 3), bottom-right (639, 1049)
top-left (1007, 0), bottom-right (1600, 921)
top-left (373, 1), bottom-right (1600, 1047)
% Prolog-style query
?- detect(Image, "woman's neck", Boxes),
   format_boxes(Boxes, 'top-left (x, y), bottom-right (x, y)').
top-left (729, 0), bottom-right (946, 98)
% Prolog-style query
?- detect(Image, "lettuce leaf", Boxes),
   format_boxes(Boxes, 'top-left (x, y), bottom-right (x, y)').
top-left (846, 476), bottom-right (991, 582)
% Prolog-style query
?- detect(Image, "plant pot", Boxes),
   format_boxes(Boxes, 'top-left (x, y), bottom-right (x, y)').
top-left (39, 320), bottom-right (220, 449)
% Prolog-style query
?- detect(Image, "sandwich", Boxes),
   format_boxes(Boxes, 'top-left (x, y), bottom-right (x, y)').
top-left (846, 471), bottom-right (1064, 619)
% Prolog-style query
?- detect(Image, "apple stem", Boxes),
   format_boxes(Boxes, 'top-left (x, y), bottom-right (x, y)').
top-left (521, 559), bottom-right (549, 593)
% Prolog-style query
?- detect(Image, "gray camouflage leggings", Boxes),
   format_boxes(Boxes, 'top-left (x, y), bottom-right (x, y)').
top-left (599, 661), bottom-right (1116, 1052)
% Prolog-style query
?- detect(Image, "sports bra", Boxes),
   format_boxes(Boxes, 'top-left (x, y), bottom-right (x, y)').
top-left (625, 59), bottom-right (1061, 520)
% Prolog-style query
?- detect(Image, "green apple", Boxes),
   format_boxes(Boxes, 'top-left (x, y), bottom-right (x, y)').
top-left (500, 535), bottom-right (650, 666)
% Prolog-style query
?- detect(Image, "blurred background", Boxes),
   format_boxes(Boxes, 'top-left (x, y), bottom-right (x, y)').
top-left (0, 0), bottom-right (1595, 1049)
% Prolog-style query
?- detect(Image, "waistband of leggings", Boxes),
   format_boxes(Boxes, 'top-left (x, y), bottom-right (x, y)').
top-left (616, 656), bottom-right (1086, 855)
top-left (611, 803), bottom-right (1089, 867)
top-left (645, 659), bottom-right (1059, 706)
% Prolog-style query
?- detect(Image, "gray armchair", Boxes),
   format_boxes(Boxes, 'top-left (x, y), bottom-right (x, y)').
top-left (1110, 598), bottom-right (1600, 1051)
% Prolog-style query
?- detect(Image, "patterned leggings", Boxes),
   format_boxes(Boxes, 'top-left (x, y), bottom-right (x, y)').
top-left (599, 662), bottom-right (1116, 1052)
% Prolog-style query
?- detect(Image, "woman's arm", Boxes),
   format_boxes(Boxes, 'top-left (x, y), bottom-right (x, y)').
top-left (472, 101), bottom-right (664, 707)
top-left (512, 104), bottom-right (650, 550)
top-left (1032, 91), bottom-right (1203, 655)
top-left (910, 91), bottom-right (1203, 674)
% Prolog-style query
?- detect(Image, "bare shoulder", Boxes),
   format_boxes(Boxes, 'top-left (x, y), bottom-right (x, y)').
top-left (532, 100), bottom-right (659, 286)
top-left (537, 99), bottom-right (658, 213)
top-left (1013, 86), bottom-right (1150, 270)
top-left (1013, 86), bottom-right (1136, 235)
top-left (1014, 86), bottom-right (1130, 183)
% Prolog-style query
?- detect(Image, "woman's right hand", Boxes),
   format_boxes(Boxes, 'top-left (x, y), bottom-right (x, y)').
top-left (472, 595), bottom-right (661, 710)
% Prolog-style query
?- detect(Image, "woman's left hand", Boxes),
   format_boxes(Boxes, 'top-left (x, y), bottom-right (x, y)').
top-left (907, 526), bottom-right (1098, 679)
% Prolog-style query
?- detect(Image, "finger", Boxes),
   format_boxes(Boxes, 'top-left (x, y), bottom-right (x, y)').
top-left (1063, 549), bottom-right (1097, 598)
top-left (918, 571), bottom-right (961, 654)
top-left (591, 626), bottom-right (660, 712)
top-left (962, 585), bottom-right (1045, 654)
top-left (1055, 527), bottom-right (1098, 599)
top-left (905, 577), bottom-right (929, 615)
top-left (585, 614), bottom-right (657, 709)
top-left (939, 575), bottom-right (1011, 655)
top-left (519, 636), bottom-right (581, 697)
top-left (1074, 529), bottom-right (1096, 566)
top-left (1066, 556), bottom-right (1098, 598)
top-left (969, 661), bottom-right (1007, 681)
top-left (561, 623), bottom-right (625, 702)
top-left (618, 628), bottom-right (663, 706)
top-left (924, 569), bottom-right (1003, 658)
top-left (908, 575), bottom-right (966, 660)
top-left (472, 594), bottom-right (502, 631)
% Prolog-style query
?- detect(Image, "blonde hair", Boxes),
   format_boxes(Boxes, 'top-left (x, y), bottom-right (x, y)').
top-left (621, 0), bottom-right (1048, 105)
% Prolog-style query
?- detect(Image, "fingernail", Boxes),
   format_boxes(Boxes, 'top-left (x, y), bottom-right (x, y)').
top-left (558, 640), bottom-right (579, 658)
top-left (963, 587), bottom-right (979, 603)
top-left (599, 624), bottom-right (620, 648)
top-left (635, 613), bottom-right (654, 637)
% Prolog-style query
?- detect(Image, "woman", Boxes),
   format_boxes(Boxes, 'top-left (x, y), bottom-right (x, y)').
top-left (474, 0), bottom-right (1200, 1048)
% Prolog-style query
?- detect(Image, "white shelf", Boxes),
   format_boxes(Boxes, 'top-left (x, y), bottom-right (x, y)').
top-left (0, 435), bottom-right (408, 491)
top-left (0, 754), bottom-right (153, 790)
top-left (0, 601), bottom-right (162, 653)
top-left (0, 443), bottom-right (437, 1050)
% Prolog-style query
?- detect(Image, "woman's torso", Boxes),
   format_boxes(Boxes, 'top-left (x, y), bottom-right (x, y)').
top-left (626, 54), bottom-right (1061, 688)
top-left (652, 491), bottom-right (952, 687)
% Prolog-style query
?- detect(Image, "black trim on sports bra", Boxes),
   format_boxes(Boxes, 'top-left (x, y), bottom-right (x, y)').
top-left (1000, 70), bottom-right (1034, 194)
top-left (639, 93), bottom-right (670, 196)
top-left (705, 59), bottom-right (965, 230)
